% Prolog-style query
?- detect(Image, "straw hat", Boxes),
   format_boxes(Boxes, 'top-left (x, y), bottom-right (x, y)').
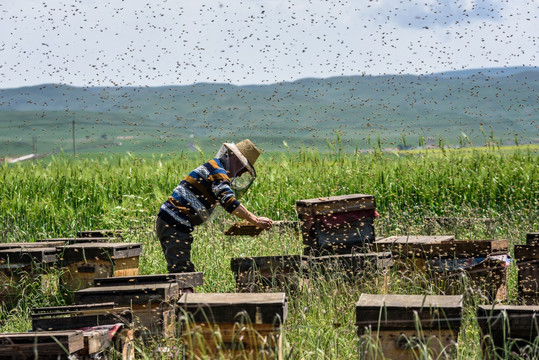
top-left (223, 139), bottom-right (261, 175)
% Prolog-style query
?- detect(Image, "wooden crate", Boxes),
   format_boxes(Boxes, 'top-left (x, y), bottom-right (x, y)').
top-left (477, 304), bottom-right (539, 359)
top-left (307, 251), bottom-right (393, 278)
top-left (58, 242), bottom-right (142, 291)
top-left (32, 302), bottom-right (133, 331)
top-left (93, 272), bottom-right (204, 289)
top-left (231, 255), bottom-right (307, 292)
top-left (178, 293), bottom-right (287, 358)
top-left (356, 294), bottom-right (463, 360)
top-left (527, 232), bottom-right (539, 246)
top-left (515, 244), bottom-right (539, 304)
top-left (374, 237), bottom-right (509, 300)
top-left (75, 282), bottom-right (182, 338)
top-left (296, 194), bottom-right (377, 252)
top-left (0, 330), bottom-right (84, 359)
top-left (0, 247), bottom-right (58, 306)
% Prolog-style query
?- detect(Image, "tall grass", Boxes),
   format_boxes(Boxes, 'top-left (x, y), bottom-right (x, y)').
top-left (0, 148), bottom-right (537, 358)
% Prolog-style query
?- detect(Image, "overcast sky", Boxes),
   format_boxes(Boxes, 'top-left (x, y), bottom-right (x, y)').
top-left (1, 0), bottom-right (536, 88)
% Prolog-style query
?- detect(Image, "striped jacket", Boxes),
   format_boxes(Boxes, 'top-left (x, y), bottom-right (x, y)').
top-left (157, 158), bottom-right (241, 232)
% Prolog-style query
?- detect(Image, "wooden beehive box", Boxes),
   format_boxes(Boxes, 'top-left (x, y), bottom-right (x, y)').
top-left (296, 194), bottom-right (377, 253)
top-left (527, 232), bottom-right (539, 246)
top-left (374, 237), bottom-right (509, 300)
top-left (31, 302), bottom-right (133, 331)
top-left (0, 246), bottom-right (58, 306)
top-left (31, 303), bottom-right (134, 358)
top-left (356, 294), bottom-right (463, 360)
top-left (230, 255), bottom-right (307, 292)
top-left (477, 304), bottom-right (539, 359)
top-left (307, 251), bottom-right (393, 278)
top-left (75, 281), bottom-right (182, 338)
top-left (515, 244), bottom-right (539, 304)
top-left (178, 292), bottom-right (287, 358)
top-left (0, 330), bottom-right (84, 359)
top-left (93, 272), bottom-right (204, 289)
top-left (58, 242), bottom-right (142, 291)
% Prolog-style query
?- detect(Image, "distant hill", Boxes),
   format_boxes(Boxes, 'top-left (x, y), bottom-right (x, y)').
top-left (1, 66), bottom-right (537, 156)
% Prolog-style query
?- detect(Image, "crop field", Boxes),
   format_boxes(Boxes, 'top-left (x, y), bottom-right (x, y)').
top-left (0, 147), bottom-right (538, 359)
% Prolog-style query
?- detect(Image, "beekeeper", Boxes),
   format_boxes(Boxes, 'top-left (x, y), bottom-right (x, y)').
top-left (156, 139), bottom-right (273, 273)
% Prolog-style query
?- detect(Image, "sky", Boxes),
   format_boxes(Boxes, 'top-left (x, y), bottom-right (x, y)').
top-left (0, 0), bottom-right (537, 88)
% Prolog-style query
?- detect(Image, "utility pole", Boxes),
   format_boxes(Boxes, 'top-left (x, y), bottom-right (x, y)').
top-left (72, 117), bottom-right (76, 157)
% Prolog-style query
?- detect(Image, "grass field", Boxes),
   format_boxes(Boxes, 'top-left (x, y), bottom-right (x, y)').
top-left (0, 147), bottom-right (538, 358)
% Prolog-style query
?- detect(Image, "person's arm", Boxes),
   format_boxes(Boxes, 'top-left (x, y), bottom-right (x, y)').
top-left (232, 204), bottom-right (273, 229)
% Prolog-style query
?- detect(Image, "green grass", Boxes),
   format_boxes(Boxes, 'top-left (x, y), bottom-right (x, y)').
top-left (0, 148), bottom-right (538, 358)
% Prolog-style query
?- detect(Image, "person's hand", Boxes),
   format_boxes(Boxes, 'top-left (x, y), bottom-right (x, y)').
top-left (255, 216), bottom-right (273, 230)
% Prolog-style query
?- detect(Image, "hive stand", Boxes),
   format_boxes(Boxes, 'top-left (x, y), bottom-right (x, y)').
top-left (477, 304), bottom-right (539, 359)
top-left (178, 292), bottom-right (287, 359)
top-left (58, 242), bottom-right (142, 291)
top-left (374, 236), bottom-right (509, 300)
top-left (356, 294), bottom-right (463, 360)
top-left (297, 194), bottom-right (377, 255)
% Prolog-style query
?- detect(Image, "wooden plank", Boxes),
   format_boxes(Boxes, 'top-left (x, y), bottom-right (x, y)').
top-left (0, 330), bottom-right (84, 356)
top-left (32, 304), bottom-right (133, 331)
top-left (225, 221), bottom-right (298, 236)
top-left (39, 237), bottom-right (119, 244)
top-left (58, 242), bottom-right (142, 264)
top-left (527, 232), bottom-right (539, 246)
top-left (374, 238), bottom-right (508, 258)
top-left (296, 194), bottom-right (376, 216)
top-left (75, 283), bottom-right (180, 305)
top-left (178, 292), bottom-right (287, 324)
top-left (94, 272), bottom-right (204, 288)
top-left (83, 329), bottom-right (111, 355)
top-left (308, 252), bottom-right (393, 277)
top-left (356, 294), bottom-right (463, 330)
top-left (0, 241), bottom-right (66, 249)
top-left (0, 247), bottom-right (57, 266)
top-left (231, 255), bottom-right (306, 273)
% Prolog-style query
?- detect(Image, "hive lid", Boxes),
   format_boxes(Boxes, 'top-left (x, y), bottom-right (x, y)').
top-left (94, 272), bottom-right (203, 288)
top-left (58, 242), bottom-right (142, 264)
top-left (296, 194), bottom-right (376, 216)
top-left (178, 292), bottom-right (287, 324)
top-left (356, 294), bottom-right (463, 330)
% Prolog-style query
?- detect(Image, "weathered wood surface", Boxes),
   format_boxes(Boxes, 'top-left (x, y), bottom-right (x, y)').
top-left (358, 329), bottom-right (458, 360)
top-left (94, 272), bottom-right (204, 288)
top-left (0, 247), bottom-right (57, 266)
top-left (178, 293), bottom-right (287, 324)
top-left (515, 244), bottom-right (539, 304)
top-left (296, 194), bottom-right (376, 216)
top-left (374, 238), bottom-right (508, 258)
top-left (82, 329), bottom-right (111, 355)
top-left (225, 220), bottom-right (297, 237)
top-left (60, 256), bottom-right (140, 292)
top-left (0, 330), bottom-right (84, 357)
top-left (75, 282), bottom-right (181, 305)
top-left (356, 294), bottom-right (463, 330)
top-left (0, 241), bottom-right (66, 249)
top-left (527, 232), bottom-right (539, 246)
top-left (58, 242), bottom-right (142, 264)
top-left (38, 237), bottom-right (119, 244)
top-left (32, 303), bottom-right (133, 331)
top-left (77, 229), bottom-right (123, 238)
top-left (231, 255), bottom-right (306, 273)
top-left (477, 304), bottom-right (539, 359)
